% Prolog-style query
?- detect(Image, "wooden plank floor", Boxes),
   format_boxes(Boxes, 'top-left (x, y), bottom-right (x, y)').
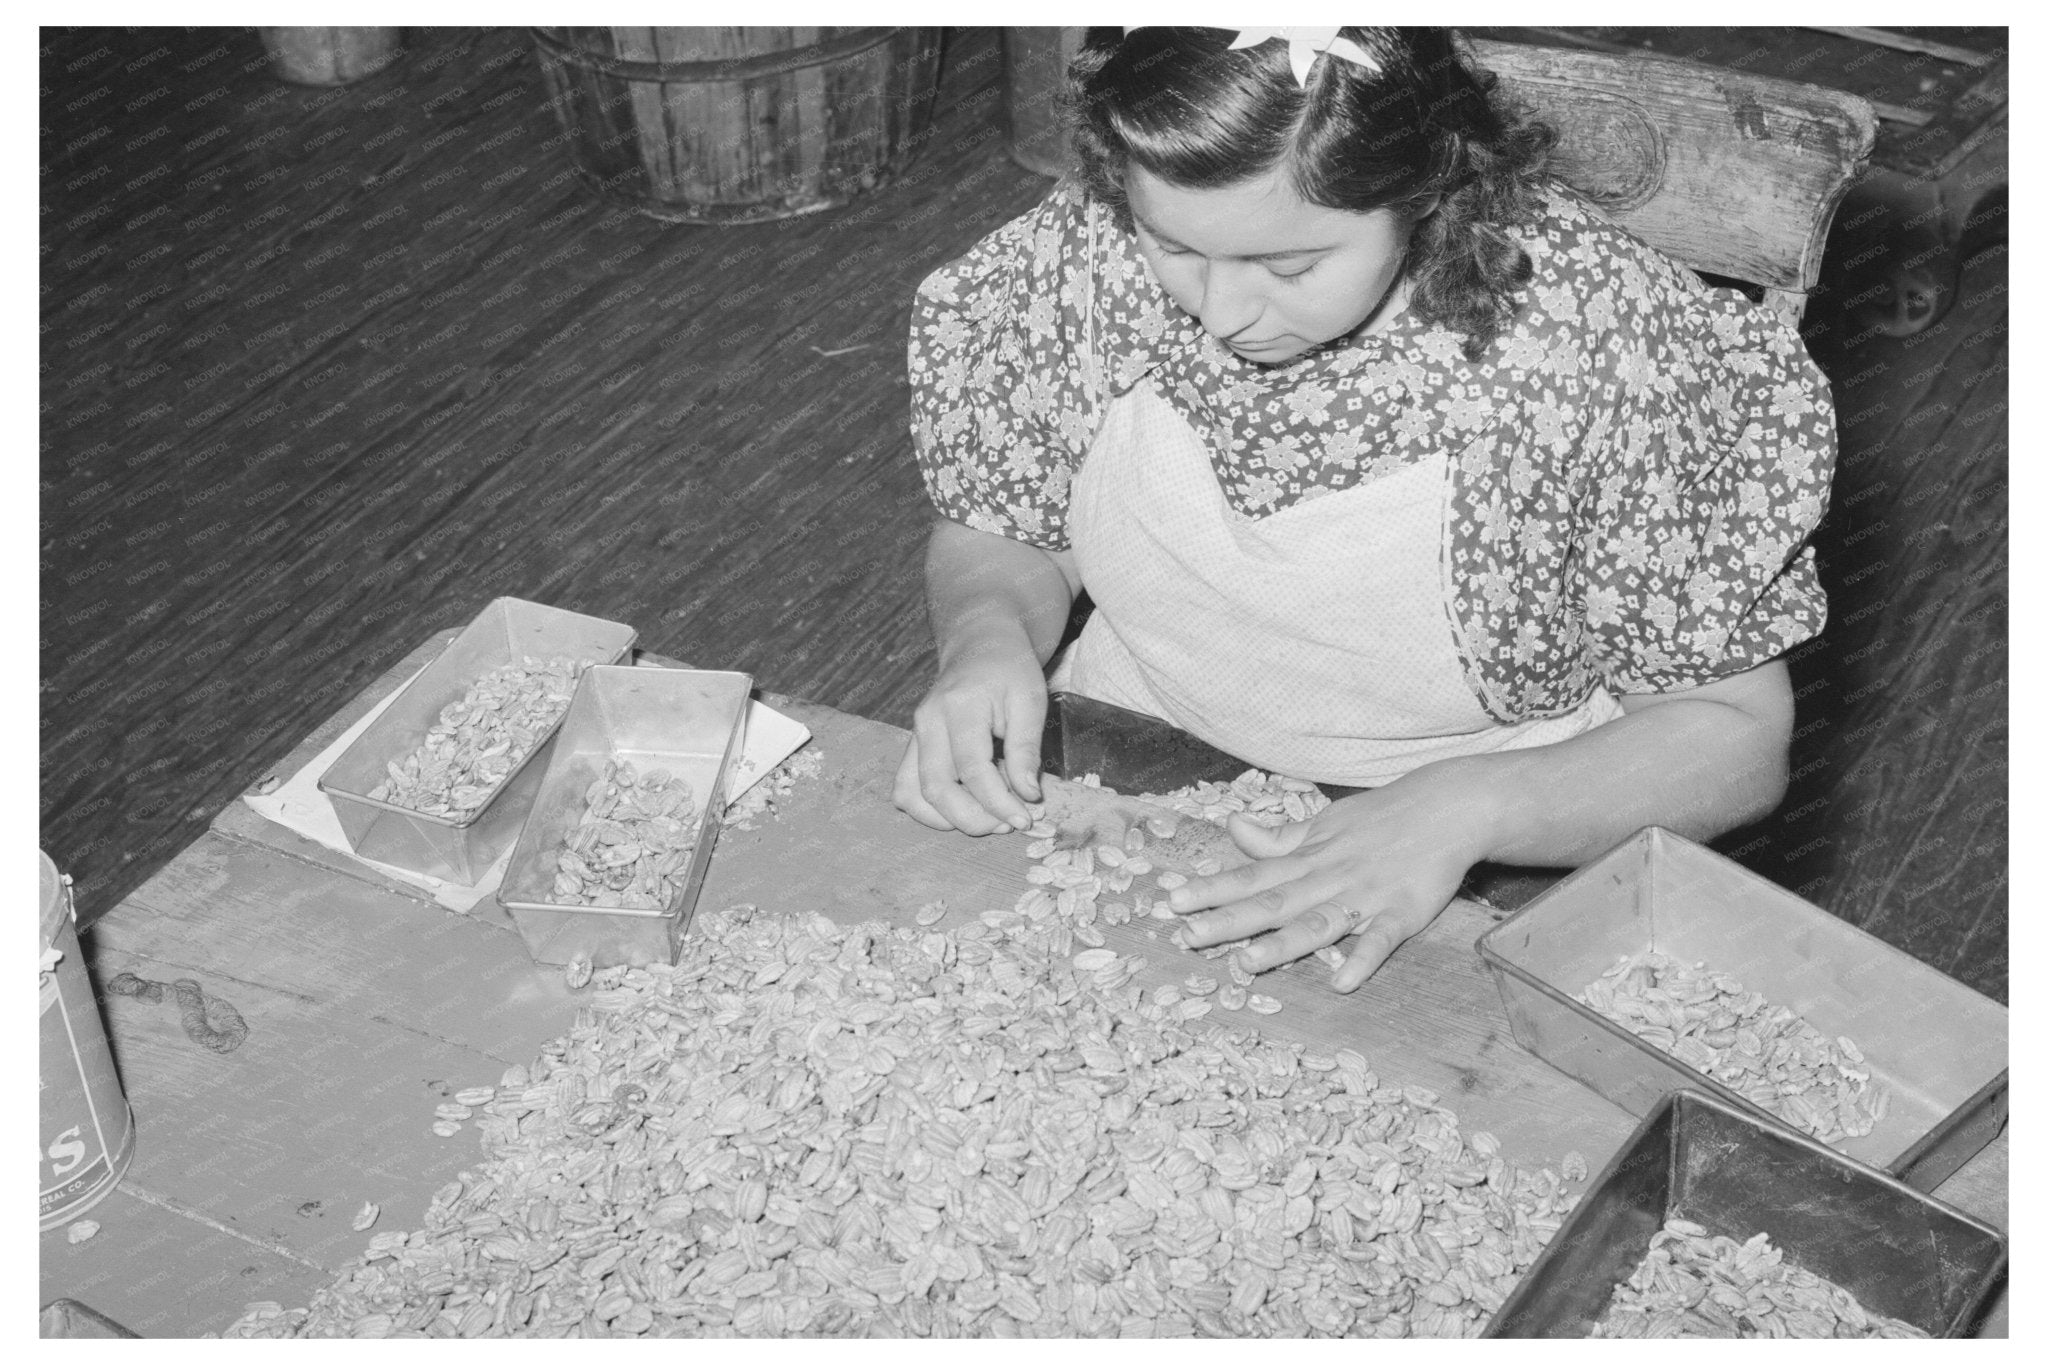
top-left (41, 27), bottom-right (2005, 999)
top-left (40, 25), bottom-right (1049, 922)
top-left (1755, 220), bottom-right (2008, 997)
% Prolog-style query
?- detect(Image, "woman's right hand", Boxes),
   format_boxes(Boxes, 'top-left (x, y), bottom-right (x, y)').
top-left (893, 640), bottom-right (1050, 835)
top-left (897, 517), bottom-right (1081, 835)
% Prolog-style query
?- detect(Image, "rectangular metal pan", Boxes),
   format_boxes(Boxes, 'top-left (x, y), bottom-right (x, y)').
top-left (496, 664), bottom-right (752, 968)
top-left (317, 597), bottom-right (637, 884)
top-left (1475, 826), bottom-right (2007, 1189)
top-left (1485, 1089), bottom-right (2007, 1337)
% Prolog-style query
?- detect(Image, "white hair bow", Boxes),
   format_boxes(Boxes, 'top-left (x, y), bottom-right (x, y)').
top-left (1123, 26), bottom-right (1379, 88)
top-left (1227, 27), bottom-right (1377, 85)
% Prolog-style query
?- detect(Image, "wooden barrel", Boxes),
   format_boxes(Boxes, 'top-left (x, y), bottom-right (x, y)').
top-left (1003, 28), bottom-right (1084, 179)
top-left (531, 27), bottom-right (944, 224)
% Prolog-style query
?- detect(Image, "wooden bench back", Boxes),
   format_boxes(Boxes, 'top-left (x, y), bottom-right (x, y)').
top-left (1464, 38), bottom-right (1878, 322)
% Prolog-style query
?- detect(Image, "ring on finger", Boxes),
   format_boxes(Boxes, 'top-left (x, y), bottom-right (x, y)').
top-left (1328, 901), bottom-right (1365, 935)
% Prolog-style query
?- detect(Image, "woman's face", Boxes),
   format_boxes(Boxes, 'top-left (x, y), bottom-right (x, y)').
top-left (1125, 164), bottom-right (1415, 364)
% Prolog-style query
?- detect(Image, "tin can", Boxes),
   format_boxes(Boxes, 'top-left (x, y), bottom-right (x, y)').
top-left (40, 851), bottom-right (135, 1231)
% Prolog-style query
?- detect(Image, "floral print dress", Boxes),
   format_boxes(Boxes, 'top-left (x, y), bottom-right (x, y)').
top-left (908, 181), bottom-right (1834, 744)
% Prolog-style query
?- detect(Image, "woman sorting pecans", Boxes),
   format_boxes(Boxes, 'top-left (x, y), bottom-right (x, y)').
top-left (896, 28), bottom-right (1833, 992)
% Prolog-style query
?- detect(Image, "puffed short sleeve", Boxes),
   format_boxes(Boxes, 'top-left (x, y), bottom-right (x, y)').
top-left (1575, 245), bottom-right (1835, 694)
top-left (907, 185), bottom-right (1107, 552)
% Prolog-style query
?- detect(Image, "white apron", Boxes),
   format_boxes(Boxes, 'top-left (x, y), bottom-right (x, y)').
top-left (1053, 380), bottom-right (1622, 786)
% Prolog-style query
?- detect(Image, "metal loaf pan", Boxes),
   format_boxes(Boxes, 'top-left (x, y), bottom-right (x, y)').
top-left (1474, 826), bottom-right (2007, 1190)
top-left (497, 664), bottom-right (752, 968)
top-left (1485, 1090), bottom-right (2008, 1338)
top-left (317, 598), bottom-right (637, 884)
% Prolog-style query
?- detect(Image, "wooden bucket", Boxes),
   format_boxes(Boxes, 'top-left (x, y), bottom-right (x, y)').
top-left (259, 27), bottom-right (403, 86)
top-left (531, 27), bottom-right (944, 224)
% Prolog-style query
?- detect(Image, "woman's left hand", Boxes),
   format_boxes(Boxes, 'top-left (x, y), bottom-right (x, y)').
top-left (1165, 765), bottom-right (1493, 992)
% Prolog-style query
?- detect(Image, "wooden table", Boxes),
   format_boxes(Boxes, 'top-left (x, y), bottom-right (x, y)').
top-left (41, 639), bottom-right (2010, 1337)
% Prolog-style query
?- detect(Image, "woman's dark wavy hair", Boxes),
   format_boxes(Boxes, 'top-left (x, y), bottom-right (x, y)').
top-left (1066, 27), bottom-right (1554, 360)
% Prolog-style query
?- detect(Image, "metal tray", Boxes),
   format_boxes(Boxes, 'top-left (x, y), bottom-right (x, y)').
top-left (497, 664), bottom-right (752, 968)
top-left (1485, 1090), bottom-right (2008, 1338)
top-left (317, 598), bottom-right (637, 884)
top-left (1475, 826), bottom-right (2007, 1190)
